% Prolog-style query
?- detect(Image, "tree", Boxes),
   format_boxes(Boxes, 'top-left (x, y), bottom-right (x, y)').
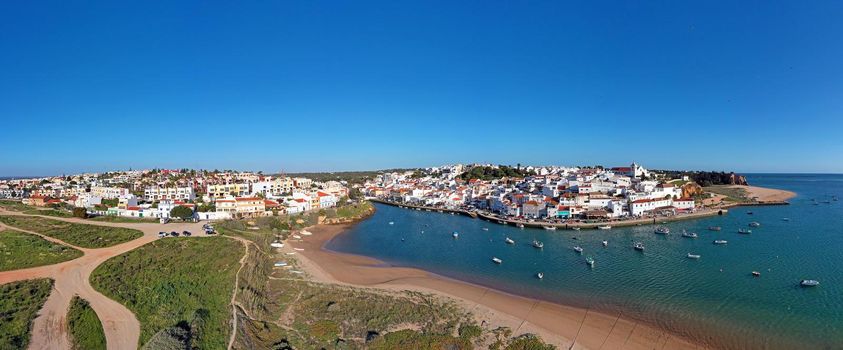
top-left (170, 206), bottom-right (194, 221)
top-left (72, 207), bottom-right (88, 218)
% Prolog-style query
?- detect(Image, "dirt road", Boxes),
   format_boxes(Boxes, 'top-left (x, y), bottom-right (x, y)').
top-left (0, 209), bottom-right (207, 350)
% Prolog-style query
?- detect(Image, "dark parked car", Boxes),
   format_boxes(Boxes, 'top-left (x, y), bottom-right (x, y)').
top-left (170, 231), bottom-right (179, 237)
top-left (182, 231), bottom-right (191, 237)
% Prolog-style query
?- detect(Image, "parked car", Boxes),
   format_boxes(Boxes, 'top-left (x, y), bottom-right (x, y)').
top-left (170, 231), bottom-right (179, 237)
top-left (158, 232), bottom-right (167, 238)
top-left (182, 231), bottom-right (191, 237)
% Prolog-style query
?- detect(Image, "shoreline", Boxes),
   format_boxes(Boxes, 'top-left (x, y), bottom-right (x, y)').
top-left (286, 224), bottom-right (706, 350)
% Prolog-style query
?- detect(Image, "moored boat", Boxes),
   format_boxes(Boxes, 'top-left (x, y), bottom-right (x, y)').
top-left (681, 230), bottom-right (698, 238)
top-left (752, 271), bottom-right (761, 277)
top-left (571, 227), bottom-right (581, 231)
top-left (537, 272), bottom-right (544, 279)
top-left (573, 246), bottom-right (583, 253)
top-left (491, 257), bottom-right (502, 264)
top-left (597, 225), bottom-right (612, 230)
top-left (586, 256), bottom-right (595, 267)
top-left (517, 223), bottom-right (525, 228)
top-left (800, 279), bottom-right (820, 287)
top-left (749, 222), bottom-right (761, 227)
top-left (708, 226), bottom-right (722, 231)
top-left (532, 240), bottom-right (544, 249)
top-left (482, 227), bottom-right (489, 231)
top-left (654, 226), bottom-right (670, 234)
top-left (713, 239), bottom-right (728, 244)
top-left (543, 226), bottom-right (557, 230)
top-left (738, 229), bottom-right (752, 234)
top-left (633, 242), bottom-right (645, 251)
top-left (388, 221), bottom-right (394, 225)
top-left (505, 237), bottom-right (515, 244)
top-left (602, 240), bottom-right (608, 247)
top-left (687, 253), bottom-right (701, 259)
top-left (452, 232), bottom-right (459, 239)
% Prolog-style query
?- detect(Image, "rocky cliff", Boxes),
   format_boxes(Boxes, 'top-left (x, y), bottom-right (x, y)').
top-left (681, 182), bottom-right (704, 198)
top-left (729, 173), bottom-right (748, 186)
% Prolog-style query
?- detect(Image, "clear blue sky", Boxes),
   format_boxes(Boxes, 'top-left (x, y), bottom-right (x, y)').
top-left (2, 1), bottom-right (843, 176)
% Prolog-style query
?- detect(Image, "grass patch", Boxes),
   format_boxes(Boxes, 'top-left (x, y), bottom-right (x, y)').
top-left (0, 279), bottom-right (53, 349)
top-left (23, 208), bottom-right (73, 218)
top-left (90, 237), bottom-right (243, 348)
top-left (0, 216), bottom-right (142, 248)
top-left (0, 200), bottom-right (37, 212)
top-left (67, 296), bottom-right (106, 350)
top-left (368, 329), bottom-right (472, 349)
top-left (704, 185), bottom-right (751, 202)
top-left (0, 229), bottom-right (83, 271)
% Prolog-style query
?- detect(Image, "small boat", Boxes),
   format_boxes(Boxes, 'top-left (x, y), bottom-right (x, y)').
top-left (782, 218), bottom-right (790, 221)
top-left (505, 237), bottom-right (515, 245)
top-left (687, 253), bottom-right (701, 259)
top-left (597, 225), bottom-right (612, 230)
top-left (654, 226), bottom-right (670, 234)
top-left (708, 226), bottom-right (722, 231)
top-left (572, 227), bottom-right (581, 231)
top-left (738, 229), bottom-right (752, 234)
top-left (537, 272), bottom-right (544, 279)
top-left (585, 256), bottom-right (595, 267)
top-left (491, 257), bottom-right (502, 264)
top-left (517, 223), bottom-right (525, 228)
top-left (573, 246), bottom-right (583, 253)
top-left (602, 240), bottom-right (608, 247)
top-left (543, 226), bottom-right (557, 230)
top-left (633, 242), bottom-right (645, 251)
top-left (452, 232), bottom-right (459, 239)
top-left (388, 221), bottom-right (394, 225)
top-left (752, 271), bottom-right (761, 277)
top-left (800, 279), bottom-right (820, 287)
top-left (532, 240), bottom-right (544, 249)
top-left (749, 222), bottom-right (761, 227)
top-left (713, 240), bottom-right (728, 245)
top-left (681, 231), bottom-right (698, 238)
top-left (498, 220), bottom-right (507, 224)
top-left (482, 227), bottom-right (489, 231)
top-left (747, 211), bottom-right (754, 215)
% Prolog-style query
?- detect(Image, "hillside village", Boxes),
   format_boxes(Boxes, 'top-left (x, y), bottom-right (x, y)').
top-left (364, 162), bottom-right (706, 222)
top-left (0, 169), bottom-right (347, 221)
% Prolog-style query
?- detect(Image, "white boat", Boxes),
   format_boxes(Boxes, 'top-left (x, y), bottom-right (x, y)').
top-left (654, 226), bottom-right (670, 234)
top-left (492, 257), bottom-right (502, 264)
top-left (389, 221), bottom-right (394, 225)
top-left (452, 232), bottom-right (459, 239)
top-left (602, 240), bottom-right (608, 247)
top-left (738, 229), bottom-right (752, 234)
top-left (800, 279), bottom-right (820, 287)
top-left (687, 253), bottom-right (701, 259)
top-left (749, 222), bottom-right (761, 227)
top-left (532, 240), bottom-right (544, 249)
top-left (681, 231), bottom-right (698, 238)
top-left (517, 223), bottom-right (525, 229)
top-left (708, 226), bottom-right (722, 231)
top-left (270, 242), bottom-right (284, 248)
top-left (597, 225), bottom-right (612, 230)
top-left (482, 227), bottom-right (489, 231)
top-left (633, 242), bottom-right (645, 251)
top-left (498, 220), bottom-right (507, 224)
top-left (573, 246), bottom-right (583, 253)
top-left (585, 256), bottom-right (595, 267)
top-left (571, 227), bottom-right (581, 231)
top-left (543, 226), bottom-right (557, 230)
top-left (505, 237), bottom-right (515, 244)
top-left (537, 272), bottom-right (544, 279)
top-left (713, 240), bottom-right (728, 245)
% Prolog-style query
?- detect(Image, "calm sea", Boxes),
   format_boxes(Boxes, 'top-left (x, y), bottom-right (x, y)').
top-left (327, 174), bottom-right (843, 349)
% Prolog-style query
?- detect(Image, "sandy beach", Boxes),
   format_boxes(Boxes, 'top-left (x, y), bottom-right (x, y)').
top-left (739, 185), bottom-right (796, 202)
top-left (286, 224), bottom-right (707, 350)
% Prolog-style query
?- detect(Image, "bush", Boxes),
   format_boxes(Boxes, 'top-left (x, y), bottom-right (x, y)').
top-left (67, 296), bottom-right (106, 350)
top-left (72, 207), bottom-right (88, 219)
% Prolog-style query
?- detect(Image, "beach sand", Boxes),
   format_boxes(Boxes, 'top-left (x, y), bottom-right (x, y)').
top-left (286, 224), bottom-right (706, 350)
top-left (738, 185), bottom-right (796, 202)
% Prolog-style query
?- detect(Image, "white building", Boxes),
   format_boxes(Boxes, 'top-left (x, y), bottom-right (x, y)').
top-left (144, 186), bottom-right (195, 202)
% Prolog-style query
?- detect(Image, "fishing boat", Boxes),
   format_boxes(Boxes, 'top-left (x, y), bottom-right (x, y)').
top-left (752, 271), bottom-right (761, 277)
top-left (505, 237), bottom-right (515, 244)
top-left (537, 272), bottom-right (544, 279)
top-left (681, 230), bottom-right (698, 238)
top-left (543, 226), bottom-right (557, 230)
top-left (687, 253), bottom-right (701, 259)
top-left (532, 240), bottom-right (544, 249)
top-left (713, 240), bottom-right (728, 244)
top-left (452, 232), bottom-right (459, 239)
top-left (491, 257), bottom-right (502, 264)
top-left (633, 242), bottom-right (645, 251)
top-left (654, 226), bottom-right (670, 234)
top-left (585, 256), bottom-right (595, 267)
top-left (597, 225), bottom-right (612, 230)
top-left (573, 246), bottom-right (583, 253)
top-left (738, 229), bottom-right (752, 234)
top-left (800, 279), bottom-right (820, 287)
top-left (708, 226), bottom-right (722, 231)
top-left (602, 240), bottom-right (608, 247)
top-left (749, 222), bottom-right (761, 227)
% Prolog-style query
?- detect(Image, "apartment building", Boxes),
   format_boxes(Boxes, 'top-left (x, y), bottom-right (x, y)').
top-left (144, 186), bottom-right (195, 201)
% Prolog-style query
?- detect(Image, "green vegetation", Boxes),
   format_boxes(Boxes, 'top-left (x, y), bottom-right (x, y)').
top-left (23, 208), bottom-right (74, 218)
top-left (0, 279), bottom-right (53, 349)
top-left (704, 185), bottom-right (751, 202)
top-left (658, 170), bottom-right (747, 187)
top-left (72, 207), bottom-right (88, 218)
top-left (0, 229), bottom-right (83, 271)
top-left (169, 206), bottom-right (194, 221)
top-left (0, 216), bottom-right (142, 248)
top-left (90, 237), bottom-right (243, 348)
top-left (67, 296), bottom-right (106, 350)
top-left (0, 200), bottom-right (35, 212)
top-left (367, 329), bottom-right (472, 349)
top-left (459, 165), bottom-right (535, 181)
top-left (330, 200), bottom-right (373, 219)
top-left (503, 334), bottom-right (556, 350)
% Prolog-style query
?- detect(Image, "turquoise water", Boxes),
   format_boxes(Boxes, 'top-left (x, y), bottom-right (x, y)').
top-left (327, 174), bottom-right (843, 349)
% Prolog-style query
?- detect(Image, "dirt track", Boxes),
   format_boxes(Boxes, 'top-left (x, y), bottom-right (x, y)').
top-left (0, 209), bottom-right (207, 350)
